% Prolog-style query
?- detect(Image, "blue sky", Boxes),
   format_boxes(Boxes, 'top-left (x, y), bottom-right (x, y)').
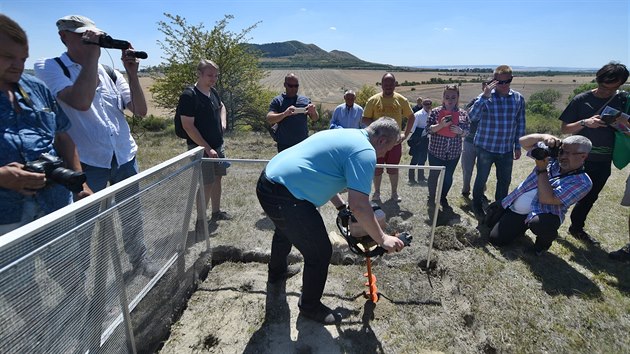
top-left (3, 0), bottom-right (628, 70)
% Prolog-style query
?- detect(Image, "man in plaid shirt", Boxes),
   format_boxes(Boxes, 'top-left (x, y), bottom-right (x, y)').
top-left (469, 65), bottom-right (526, 218)
top-left (488, 134), bottom-right (592, 255)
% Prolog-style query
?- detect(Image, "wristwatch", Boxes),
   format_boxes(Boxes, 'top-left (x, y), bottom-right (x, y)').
top-left (580, 119), bottom-right (586, 127)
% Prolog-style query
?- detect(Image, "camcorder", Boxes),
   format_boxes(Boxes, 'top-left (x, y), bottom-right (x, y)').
top-left (84, 34), bottom-right (148, 59)
top-left (23, 153), bottom-right (87, 193)
top-left (531, 141), bottom-right (561, 161)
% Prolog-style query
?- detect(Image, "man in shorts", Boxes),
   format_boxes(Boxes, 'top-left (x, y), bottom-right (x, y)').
top-left (361, 73), bottom-right (415, 202)
top-left (177, 59), bottom-right (231, 221)
top-left (609, 175), bottom-right (630, 261)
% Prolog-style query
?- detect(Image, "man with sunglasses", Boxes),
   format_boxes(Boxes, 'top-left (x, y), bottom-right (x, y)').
top-left (469, 65), bottom-right (526, 219)
top-left (559, 62), bottom-right (629, 245)
top-left (488, 134), bottom-right (592, 255)
top-left (266, 73), bottom-right (319, 152)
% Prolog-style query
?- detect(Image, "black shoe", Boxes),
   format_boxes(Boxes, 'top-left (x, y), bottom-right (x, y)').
top-left (408, 180), bottom-right (417, 186)
top-left (299, 302), bottom-right (341, 325)
top-left (211, 211), bottom-right (233, 221)
top-left (568, 227), bottom-right (600, 245)
top-left (268, 264), bottom-right (301, 283)
top-left (609, 244), bottom-right (630, 262)
top-left (440, 199), bottom-right (453, 212)
top-left (461, 192), bottom-right (470, 198)
top-left (525, 245), bottom-right (546, 257)
top-left (472, 205), bottom-right (485, 220)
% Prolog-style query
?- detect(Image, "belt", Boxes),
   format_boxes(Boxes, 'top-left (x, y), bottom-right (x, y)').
top-left (259, 170), bottom-right (298, 199)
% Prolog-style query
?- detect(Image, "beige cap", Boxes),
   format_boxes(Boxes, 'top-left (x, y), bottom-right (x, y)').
top-left (56, 15), bottom-right (102, 33)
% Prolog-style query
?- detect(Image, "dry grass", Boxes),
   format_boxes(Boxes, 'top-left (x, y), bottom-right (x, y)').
top-left (143, 130), bottom-right (630, 353)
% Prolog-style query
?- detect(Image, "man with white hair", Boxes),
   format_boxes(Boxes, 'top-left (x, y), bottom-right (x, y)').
top-left (488, 133), bottom-right (593, 255)
top-left (329, 90), bottom-right (363, 129)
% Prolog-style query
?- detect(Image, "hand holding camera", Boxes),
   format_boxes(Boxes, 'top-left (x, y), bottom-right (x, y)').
top-left (23, 153), bottom-right (87, 193)
top-left (531, 141), bottom-right (561, 161)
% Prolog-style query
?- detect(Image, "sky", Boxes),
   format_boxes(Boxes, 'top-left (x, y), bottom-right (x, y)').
top-left (3, 0), bottom-right (629, 71)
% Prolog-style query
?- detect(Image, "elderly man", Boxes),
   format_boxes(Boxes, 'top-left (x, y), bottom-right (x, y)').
top-left (362, 73), bottom-right (415, 202)
top-left (256, 117), bottom-right (406, 325)
top-left (489, 134), bottom-right (593, 255)
top-left (266, 73), bottom-right (319, 152)
top-left (329, 90), bottom-right (363, 129)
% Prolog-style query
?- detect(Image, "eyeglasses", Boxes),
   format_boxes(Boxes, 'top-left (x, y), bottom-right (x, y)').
top-left (286, 84), bottom-right (299, 88)
top-left (496, 78), bottom-right (513, 85)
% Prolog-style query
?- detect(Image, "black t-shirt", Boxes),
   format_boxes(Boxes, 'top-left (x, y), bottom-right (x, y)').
top-left (559, 90), bottom-right (625, 162)
top-left (269, 93), bottom-right (311, 147)
top-left (177, 86), bottom-right (223, 149)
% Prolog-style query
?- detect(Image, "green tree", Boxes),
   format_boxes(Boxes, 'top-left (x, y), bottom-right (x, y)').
top-left (151, 13), bottom-right (268, 131)
top-left (567, 82), bottom-right (598, 102)
top-left (355, 84), bottom-right (377, 108)
top-left (529, 89), bottom-right (561, 105)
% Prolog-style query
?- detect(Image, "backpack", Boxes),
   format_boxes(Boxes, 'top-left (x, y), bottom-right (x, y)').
top-left (174, 86), bottom-right (197, 139)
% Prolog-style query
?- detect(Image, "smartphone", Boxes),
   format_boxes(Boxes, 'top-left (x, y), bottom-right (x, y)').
top-left (443, 115), bottom-right (452, 123)
top-left (294, 107), bottom-right (307, 114)
top-left (601, 113), bottom-right (620, 125)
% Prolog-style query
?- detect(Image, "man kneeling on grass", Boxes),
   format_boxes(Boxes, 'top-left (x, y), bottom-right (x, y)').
top-left (256, 117), bottom-right (406, 325)
top-left (489, 134), bottom-right (593, 255)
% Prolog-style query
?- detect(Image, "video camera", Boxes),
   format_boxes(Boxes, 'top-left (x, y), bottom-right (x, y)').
top-left (531, 141), bottom-right (561, 161)
top-left (24, 153), bottom-right (87, 193)
top-left (84, 34), bottom-right (148, 59)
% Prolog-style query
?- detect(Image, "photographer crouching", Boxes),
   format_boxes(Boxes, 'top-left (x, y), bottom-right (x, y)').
top-left (488, 133), bottom-right (593, 255)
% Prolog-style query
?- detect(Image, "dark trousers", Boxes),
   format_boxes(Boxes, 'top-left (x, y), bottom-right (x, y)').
top-left (569, 160), bottom-right (612, 231)
top-left (408, 133), bottom-right (429, 181)
top-left (489, 208), bottom-right (561, 251)
top-left (427, 153), bottom-right (460, 202)
top-left (256, 172), bottom-right (332, 311)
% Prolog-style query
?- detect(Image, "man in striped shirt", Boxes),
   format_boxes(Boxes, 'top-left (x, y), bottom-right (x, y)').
top-left (469, 65), bottom-right (526, 218)
top-left (489, 134), bottom-right (592, 255)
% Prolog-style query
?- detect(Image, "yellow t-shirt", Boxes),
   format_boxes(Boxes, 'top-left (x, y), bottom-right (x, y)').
top-left (363, 92), bottom-right (413, 128)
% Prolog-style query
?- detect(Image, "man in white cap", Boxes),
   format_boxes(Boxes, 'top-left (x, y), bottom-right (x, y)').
top-left (34, 15), bottom-right (154, 274)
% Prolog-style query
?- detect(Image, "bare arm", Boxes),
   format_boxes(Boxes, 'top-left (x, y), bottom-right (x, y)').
top-left (561, 115), bottom-right (607, 134)
top-left (181, 115), bottom-right (217, 158)
top-left (121, 50), bottom-right (147, 117)
top-left (0, 163), bottom-right (45, 196)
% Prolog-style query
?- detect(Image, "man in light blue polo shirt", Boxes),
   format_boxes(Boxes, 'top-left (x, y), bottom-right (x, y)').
top-left (256, 117), bottom-right (406, 325)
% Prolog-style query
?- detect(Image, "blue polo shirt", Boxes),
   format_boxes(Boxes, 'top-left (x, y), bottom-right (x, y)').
top-left (265, 129), bottom-right (376, 207)
top-left (0, 74), bottom-right (72, 224)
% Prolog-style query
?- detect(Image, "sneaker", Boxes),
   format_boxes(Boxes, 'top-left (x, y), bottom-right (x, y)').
top-left (472, 205), bottom-right (486, 221)
top-left (609, 244), bottom-right (630, 262)
top-left (391, 194), bottom-right (402, 202)
top-left (211, 211), bottom-right (233, 221)
top-left (371, 192), bottom-right (381, 202)
top-left (568, 227), bottom-right (600, 245)
top-left (440, 199), bottom-right (453, 212)
top-left (461, 191), bottom-right (470, 198)
top-left (408, 180), bottom-right (417, 186)
top-left (298, 301), bottom-right (341, 325)
top-left (268, 264), bottom-right (301, 283)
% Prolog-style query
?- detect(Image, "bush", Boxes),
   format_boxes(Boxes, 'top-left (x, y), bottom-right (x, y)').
top-left (526, 113), bottom-right (561, 135)
top-left (141, 115), bottom-right (169, 131)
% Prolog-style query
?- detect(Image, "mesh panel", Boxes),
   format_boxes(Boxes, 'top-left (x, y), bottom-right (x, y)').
top-left (0, 149), bottom-right (208, 353)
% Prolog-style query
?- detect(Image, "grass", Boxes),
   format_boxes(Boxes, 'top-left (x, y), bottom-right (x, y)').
top-left (139, 129), bottom-right (630, 353)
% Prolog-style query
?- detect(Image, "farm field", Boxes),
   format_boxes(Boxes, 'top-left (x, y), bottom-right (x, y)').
top-left (140, 69), bottom-right (596, 117)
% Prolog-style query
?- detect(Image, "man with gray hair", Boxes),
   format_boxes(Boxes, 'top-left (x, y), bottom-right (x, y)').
top-left (329, 90), bottom-right (363, 129)
top-left (256, 117), bottom-right (406, 325)
top-left (488, 133), bottom-right (593, 255)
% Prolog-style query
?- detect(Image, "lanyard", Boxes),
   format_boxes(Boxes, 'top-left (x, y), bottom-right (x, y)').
top-left (15, 83), bottom-right (34, 110)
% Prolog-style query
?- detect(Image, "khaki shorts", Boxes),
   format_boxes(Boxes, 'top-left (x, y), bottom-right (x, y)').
top-left (188, 145), bottom-right (228, 185)
top-left (622, 174), bottom-right (630, 206)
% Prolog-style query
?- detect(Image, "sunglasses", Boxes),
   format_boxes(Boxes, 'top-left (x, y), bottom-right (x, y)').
top-left (496, 78), bottom-right (513, 85)
top-left (285, 84), bottom-right (299, 88)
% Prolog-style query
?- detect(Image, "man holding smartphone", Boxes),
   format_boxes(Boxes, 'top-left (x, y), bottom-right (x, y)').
top-left (266, 73), bottom-right (319, 152)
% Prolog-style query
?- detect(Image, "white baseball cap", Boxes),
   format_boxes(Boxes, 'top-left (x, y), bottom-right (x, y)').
top-left (56, 15), bottom-right (102, 33)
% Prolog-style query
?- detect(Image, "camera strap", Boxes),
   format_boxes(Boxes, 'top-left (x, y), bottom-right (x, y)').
top-left (54, 57), bottom-right (117, 84)
top-left (15, 83), bottom-right (34, 110)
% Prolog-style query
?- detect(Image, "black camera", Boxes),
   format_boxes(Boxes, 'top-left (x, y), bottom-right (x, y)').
top-left (531, 141), bottom-right (560, 161)
top-left (85, 34), bottom-right (148, 59)
top-left (24, 154), bottom-right (86, 193)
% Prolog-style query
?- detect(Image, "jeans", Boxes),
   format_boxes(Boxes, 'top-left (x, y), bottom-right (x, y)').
top-left (489, 209), bottom-right (561, 251)
top-left (460, 140), bottom-right (476, 195)
top-left (256, 172), bottom-right (332, 311)
top-left (569, 160), bottom-right (612, 231)
top-left (473, 147), bottom-right (513, 211)
top-left (408, 133), bottom-right (429, 181)
top-left (427, 153), bottom-right (460, 203)
top-left (81, 156), bottom-right (147, 265)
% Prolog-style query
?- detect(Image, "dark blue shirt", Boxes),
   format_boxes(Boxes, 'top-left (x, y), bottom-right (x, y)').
top-left (269, 93), bottom-right (311, 147)
top-left (0, 74), bottom-right (72, 224)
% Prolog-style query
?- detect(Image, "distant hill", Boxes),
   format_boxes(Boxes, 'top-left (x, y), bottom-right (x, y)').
top-left (244, 40), bottom-right (404, 70)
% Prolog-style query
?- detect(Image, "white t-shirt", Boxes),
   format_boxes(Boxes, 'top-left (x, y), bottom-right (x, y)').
top-left (510, 188), bottom-right (538, 215)
top-left (411, 108), bottom-right (429, 132)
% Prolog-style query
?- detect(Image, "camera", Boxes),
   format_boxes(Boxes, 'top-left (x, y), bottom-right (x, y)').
top-left (24, 153), bottom-right (87, 193)
top-left (293, 107), bottom-right (307, 114)
top-left (531, 141), bottom-right (560, 161)
top-left (84, 34), bottom-right (148, 59)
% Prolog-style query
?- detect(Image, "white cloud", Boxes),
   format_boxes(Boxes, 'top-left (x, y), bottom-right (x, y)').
top-left (329, 27), bottom-right (337, 31)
